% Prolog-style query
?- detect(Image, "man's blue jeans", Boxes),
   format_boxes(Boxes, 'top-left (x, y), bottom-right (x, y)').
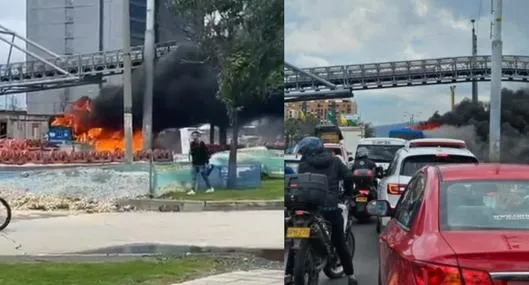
top-left (191, 165), bottom-right (212, 190)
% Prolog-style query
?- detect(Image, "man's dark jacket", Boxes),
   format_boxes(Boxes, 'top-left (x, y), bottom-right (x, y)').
top-left (190, 141), bottom-right (209, 166)
top-left (298, 151), bottom-right (354, 207)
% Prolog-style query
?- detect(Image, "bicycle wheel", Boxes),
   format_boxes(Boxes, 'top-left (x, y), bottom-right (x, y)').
top-left (0, 198), bottom-right (12, 231)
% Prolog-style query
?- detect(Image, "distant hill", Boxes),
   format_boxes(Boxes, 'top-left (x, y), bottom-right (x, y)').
top-left (373, 122), bottom-right (410, 137)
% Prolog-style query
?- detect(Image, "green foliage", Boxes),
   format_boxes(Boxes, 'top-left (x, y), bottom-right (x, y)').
top-left (285, 113), bottom-right (321, 146)
top-left (363, 122), bottom-right (375, 138)
top-left (171, 0), bottom-right (283, 108)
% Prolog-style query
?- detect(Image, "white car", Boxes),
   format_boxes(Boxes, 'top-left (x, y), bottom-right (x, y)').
top-left (324, 143), bottom-right (350, 166)
top-left (375, 138), bottom-right (479, 233)
top-left (354, 137), bottom-right (407, 170)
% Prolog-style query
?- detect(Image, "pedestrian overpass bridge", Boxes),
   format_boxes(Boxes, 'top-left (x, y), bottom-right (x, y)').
top-left (0, 41), bottom-right (180, 95)
top-left (284, 55), bottom-right (529, 101)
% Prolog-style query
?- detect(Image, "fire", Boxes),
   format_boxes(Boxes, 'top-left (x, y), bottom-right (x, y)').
top-left (411, 121), bottom-right (442, 131)
top-left (51, 97), bottom-right (144, 152)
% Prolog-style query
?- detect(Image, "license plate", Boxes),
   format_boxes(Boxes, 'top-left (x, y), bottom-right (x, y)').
top-left (286, 227), bottom-right (311, 238)
top-left (356, 197), bottom-right (368, 203)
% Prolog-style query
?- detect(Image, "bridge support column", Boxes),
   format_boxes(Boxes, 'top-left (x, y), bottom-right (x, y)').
top-left (122, 0), bottom-right (134, 163)
top-left (142, 0), bottom-right (155, 150)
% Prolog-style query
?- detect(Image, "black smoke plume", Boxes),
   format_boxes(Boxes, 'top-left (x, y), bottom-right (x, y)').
top-left (424, 88), bottom-right (529, 163)
top-left (88, 43), bottom-right (282, 133)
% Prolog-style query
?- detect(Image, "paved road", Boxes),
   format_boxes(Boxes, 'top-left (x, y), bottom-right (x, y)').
top-left (0, 211), bottom-right (283, 255)
top-left (320, 218), bottom-right (379, 285)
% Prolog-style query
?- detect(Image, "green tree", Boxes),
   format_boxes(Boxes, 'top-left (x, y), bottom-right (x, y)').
top-left (285, 114), bottom-right (320, 147)
top-left (363, 122), bottom-right (375, 138)
top-left (172, 0), bottom-right (283, 187)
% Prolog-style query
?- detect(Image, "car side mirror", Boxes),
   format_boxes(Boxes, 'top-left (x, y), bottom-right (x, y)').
top-left (366, 200), bottom-right (393, 217)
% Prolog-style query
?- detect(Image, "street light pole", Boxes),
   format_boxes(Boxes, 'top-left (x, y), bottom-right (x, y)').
top-left (122, 0), bottom-right (134, 163)
top-left (142, 0), bottom-right (155, 150)
top-left (471, 19), bottom-right (478, 103)
top-left (488, 0), bottom-right (503, 162)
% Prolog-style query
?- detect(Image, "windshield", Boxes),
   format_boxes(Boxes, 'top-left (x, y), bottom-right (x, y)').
top-left (326, 147), bottom-right (343, 156)
top-left (440, 181), bottom-right (529, 231)
top-left (400, 155), bottom-right (478, 176)
top-left (355, 144), bottom-right (403, 163)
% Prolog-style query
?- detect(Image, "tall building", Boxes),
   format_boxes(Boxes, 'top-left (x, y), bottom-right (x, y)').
top-left (25, 0), bottom-right (186, 115)
top-left (285, 99), bottom-right (357, 122)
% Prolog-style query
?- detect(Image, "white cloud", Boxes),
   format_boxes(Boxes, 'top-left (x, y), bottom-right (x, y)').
top-left (285, 0), bottom-right (529, 124)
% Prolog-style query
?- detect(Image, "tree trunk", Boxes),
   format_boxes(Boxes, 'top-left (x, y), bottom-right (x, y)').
top-left (227, 111), bottom-right (239, 188)
top-left (219, 126), bottom-right (227, 145)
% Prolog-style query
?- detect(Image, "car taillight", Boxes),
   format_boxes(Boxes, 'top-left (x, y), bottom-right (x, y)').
top-left (387, 183), bottom-right (406, 195)
top-left (412, 261), bottom-right (493, 285)
top-left (295, 210), bottom-right (305, 216)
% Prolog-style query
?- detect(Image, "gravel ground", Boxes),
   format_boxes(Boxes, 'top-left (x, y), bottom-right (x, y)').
top-left (0, 167), bottom-right (150, 212)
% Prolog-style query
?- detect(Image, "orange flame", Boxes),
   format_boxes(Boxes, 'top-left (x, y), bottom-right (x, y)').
top-left (411, 122), bottom-right (442, 131)
top-left (51, 97), bottom-right (144, 152)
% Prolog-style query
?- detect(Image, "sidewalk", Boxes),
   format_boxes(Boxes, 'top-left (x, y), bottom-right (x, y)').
top-left (0, 211), bottom-right (283, 255)
top-left (171, 270), bottom-right (283, 285)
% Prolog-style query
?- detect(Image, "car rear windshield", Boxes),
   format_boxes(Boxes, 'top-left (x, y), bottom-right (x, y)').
top-left (400, 155), bottom-right (478, 176)
top-left (327, 147), bottom-right (342, 156)
top-left (440, 181), bottom-right (529, 231)
top-left (356, 144), bottom-right (403, 163)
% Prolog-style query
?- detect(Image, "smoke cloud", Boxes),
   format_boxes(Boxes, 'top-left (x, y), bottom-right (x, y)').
top-left (424, 87), bottom-right (529, 163)
top-left (88, 43), bottom-right (282, 133)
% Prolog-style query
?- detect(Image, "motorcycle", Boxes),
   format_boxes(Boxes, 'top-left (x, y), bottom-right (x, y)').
top-left (350, 168), bottom-right (379, 223)
top-left (284, 174), bottom-right (355, 285)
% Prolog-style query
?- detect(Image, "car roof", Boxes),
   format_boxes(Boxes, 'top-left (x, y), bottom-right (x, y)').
top-left (324, 143), bottom-right (342, 148)
top-left (435, 163), bottom-right (529, 182)
top-left (401, 146), bottom-right (476, 157)
top-left (357, 137), bottom-right (407, 145)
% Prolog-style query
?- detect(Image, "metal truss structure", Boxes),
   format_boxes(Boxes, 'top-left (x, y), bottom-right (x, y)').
top-left (284, 55), bottom-right (529, 99)
top-left (0, 23), bottom-right (180, 95)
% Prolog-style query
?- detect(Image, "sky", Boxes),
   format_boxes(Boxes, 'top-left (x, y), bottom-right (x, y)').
top-left (285, 0), bottom-right (529, 125)
top-left (0, 0), bottom-right (27, 109)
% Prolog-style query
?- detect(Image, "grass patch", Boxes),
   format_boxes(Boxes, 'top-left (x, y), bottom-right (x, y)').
top-left (0, 257), bottom-right (222, 285)
top-left (158, 178), bottom-right (283, 201)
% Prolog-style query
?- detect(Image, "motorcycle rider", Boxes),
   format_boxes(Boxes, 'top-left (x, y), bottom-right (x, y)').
top-left (352, 147), bottom-right (378, 190)
top-left (285, 136), bottom-right (358, 285)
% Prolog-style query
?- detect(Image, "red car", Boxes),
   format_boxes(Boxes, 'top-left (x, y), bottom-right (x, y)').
top-left (367, 164), bottom-right (529, 285)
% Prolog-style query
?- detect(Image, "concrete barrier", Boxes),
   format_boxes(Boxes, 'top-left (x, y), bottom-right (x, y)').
top-left (117, 199), bottom-right (284, 212)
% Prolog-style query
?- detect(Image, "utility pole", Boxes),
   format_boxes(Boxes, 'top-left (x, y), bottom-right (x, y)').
top-left (122, 0), bottom-right (134, 163)
top-left (450, 85), bottom-right (456, 111)
top-left (98, 0), bottom-right (104, 91)
top-left (471, 19), bottom-right (478, 103)
top-left (489, 0), bottom-right (503, 162)
top-left (142, 0), bottom-right (155, 150)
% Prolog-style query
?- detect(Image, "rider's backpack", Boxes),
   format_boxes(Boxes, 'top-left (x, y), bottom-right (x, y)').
top-left (285, 173), bottom-right (330, 210)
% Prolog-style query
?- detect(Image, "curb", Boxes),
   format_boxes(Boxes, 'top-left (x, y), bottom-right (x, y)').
top-left (117, 199), bottom-right (284, 212)
top-left (0, 246), bottom-right (284, 263)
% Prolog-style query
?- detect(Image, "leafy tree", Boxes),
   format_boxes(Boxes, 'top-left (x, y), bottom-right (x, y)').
top-left (363, 122), bottom-right (375, 138)
top-left (171, 0), bottom-right (283, 187)
top-left (285, 113), bottom-right (320, 147)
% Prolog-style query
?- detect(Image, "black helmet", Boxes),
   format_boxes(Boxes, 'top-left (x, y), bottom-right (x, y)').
top-left (294, 136), bottom-right (324, 159)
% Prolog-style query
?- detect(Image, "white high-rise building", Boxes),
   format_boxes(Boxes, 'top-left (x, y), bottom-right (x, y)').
top-left (25, 0), bottom-right (186, 114)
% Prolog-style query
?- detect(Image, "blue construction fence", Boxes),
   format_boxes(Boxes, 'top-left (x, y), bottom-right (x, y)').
top-left (152, 162), bottom-right (262, 192)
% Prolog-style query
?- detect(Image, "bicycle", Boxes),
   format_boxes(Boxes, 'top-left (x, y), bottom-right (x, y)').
top-left (0, 197), bottom-right (12, 231)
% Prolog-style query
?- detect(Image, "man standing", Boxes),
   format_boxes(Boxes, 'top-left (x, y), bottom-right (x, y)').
top-left (187, 131), bottom-right (214, 195)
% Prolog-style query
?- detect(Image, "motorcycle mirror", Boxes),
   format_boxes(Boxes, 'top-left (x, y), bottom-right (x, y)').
top-left (366, 200), bottom-right (392, 217)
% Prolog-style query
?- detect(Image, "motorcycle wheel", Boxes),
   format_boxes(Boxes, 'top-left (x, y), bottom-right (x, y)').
top-left (0, 198), bottom-right (12, 231)
top-left (293, 240), bottom-right (319, 285)
top-left (323, 230), bottom-right (355, 279)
